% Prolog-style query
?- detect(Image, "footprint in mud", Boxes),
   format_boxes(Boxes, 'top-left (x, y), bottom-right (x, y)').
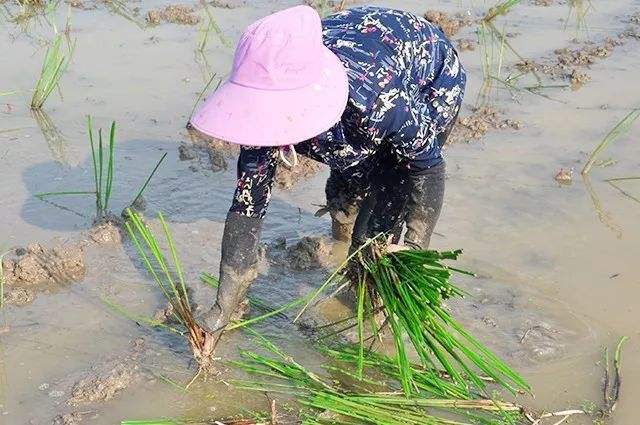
top-left (450, 261), bottom-right (595, 366)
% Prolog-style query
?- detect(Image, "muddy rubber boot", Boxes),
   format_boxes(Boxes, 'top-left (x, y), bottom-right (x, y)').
top-left (330, 208), bottom-right (358, 242)
top-left (325, 169), bottom-right (368, 243)
top-left (403, 162), bottom-right (445, 249)
top-left (196, 212), bottom-right (262, 343)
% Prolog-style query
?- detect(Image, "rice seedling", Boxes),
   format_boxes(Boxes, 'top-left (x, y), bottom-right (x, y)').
top-left (30, 32), bottom-right (75, 109)
top-left (297, 242), bottom-right (529, 397)
top-left (125, 209), bottom-right (214, 372)
top-left (189, 73), bottom-right (220, 120)
top-left (606, 177), bottom-right (640, 204)
top-left (104, 0), bottom-right (147, 29)
top-left (482, 0), bottom-right (523, 23)
top-left (582, 110), bottom-right (640, 175)
top-left (32, 108), bottom-right (69, 164)
top-left (232, 332), bottom-right (528, 425)
top-left (582, 175), bottom-right (622, 238)
top-left (128, 152), bottom-right (167, 209)
top-left (565, 0), bottom-right (593, 36)
top-left (36, 116), bottom-right (166, 220)
top-left (601, 336), bottom-right (628, 415)
top-left (87, 116), bottom-right (116, 219)
top-left (199, 0), bottom-right (228, 49)
top-left (123, 210), bottom-right (305, 377)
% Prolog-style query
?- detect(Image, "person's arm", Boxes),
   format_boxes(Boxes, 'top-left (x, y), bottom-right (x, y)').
top-left (197, 146), bottom-right (278, 337)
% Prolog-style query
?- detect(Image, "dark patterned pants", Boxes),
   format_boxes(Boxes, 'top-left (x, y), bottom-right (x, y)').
top-left (325, 120), bottom-right (455, 249)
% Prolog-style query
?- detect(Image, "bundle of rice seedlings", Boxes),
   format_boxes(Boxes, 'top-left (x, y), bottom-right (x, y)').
top-left (125, 210), bottom-right (214, 370)
top-left (30, 32), bottom-right (74, 109)
top-left (297, 241), bottom-right (529, 397)
top-left (232, 332), bottom-right (526, 425)
top-left (123, 211), bottom-right (305, 373)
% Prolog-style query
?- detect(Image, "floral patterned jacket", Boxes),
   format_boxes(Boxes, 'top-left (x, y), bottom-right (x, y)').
top-left (230, 6), bottom-right (466, 219)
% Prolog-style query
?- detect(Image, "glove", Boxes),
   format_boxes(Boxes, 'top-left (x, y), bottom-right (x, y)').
top-left (197, 212), bottom-right (262, 340)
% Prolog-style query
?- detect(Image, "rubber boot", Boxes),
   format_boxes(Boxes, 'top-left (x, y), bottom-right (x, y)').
top-left (196, 212), bottom-right (263, 346)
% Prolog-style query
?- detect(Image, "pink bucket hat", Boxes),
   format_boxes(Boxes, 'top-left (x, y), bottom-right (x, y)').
top-left (190, 5), bottom-right (349, 147)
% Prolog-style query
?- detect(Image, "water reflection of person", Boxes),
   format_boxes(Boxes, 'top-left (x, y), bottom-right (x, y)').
top-left (188, 5), bottom-right (466, 349)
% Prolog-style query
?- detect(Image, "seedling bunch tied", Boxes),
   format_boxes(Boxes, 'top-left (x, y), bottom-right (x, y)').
top-left (346, 242), bottom-right (530, 396)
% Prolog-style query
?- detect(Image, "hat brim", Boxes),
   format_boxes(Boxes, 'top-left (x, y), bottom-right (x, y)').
top-left (190, 46), bottom-right (348, 147)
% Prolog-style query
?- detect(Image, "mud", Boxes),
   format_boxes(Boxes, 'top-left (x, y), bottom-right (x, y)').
top-left (447, 106), bottom-right (521, 145)
top-left (424, 9), bottom-right (473, 38)
top-left (209, 0), bottom-right (245, 8)
top-left (515, 15), bottom-right (640, 90)
top-left (2, 242), bottom-right (85, 288)
top-left (532, 0), bottom-right (554, 6)
top-left (64, 339), bottom-right (146, 407)
top-left (268, 236), bottom-right (332, 271)
top-left (52, 412), bottom-right (94, 425)
top-left (88, 220), bottom-right (122, 246)
top-left (181, 134), bottom-right (324, 189)
top-left (146, 4), bottom-right (200, 26)
top-left (455, 37), bottom-right (476, 52)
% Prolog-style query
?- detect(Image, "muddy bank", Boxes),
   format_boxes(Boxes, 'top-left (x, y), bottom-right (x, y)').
top-left (515, 15), bottom-right (640, 90)
top-left (146, 4), bottom-right (200, 26)
top-left (447, 106), bottom-right (522, 145)
top-left (2, 242), bottom-right (85, 306)
top-left (424, 9), bottom-right (473, 37)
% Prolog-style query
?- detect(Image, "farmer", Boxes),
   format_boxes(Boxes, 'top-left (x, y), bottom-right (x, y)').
top-left (189, 5), bottom-right (466, 346)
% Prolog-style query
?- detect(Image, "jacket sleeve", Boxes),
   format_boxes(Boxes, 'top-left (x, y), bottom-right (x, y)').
top-left (229, 146), bottom-right (279, 219)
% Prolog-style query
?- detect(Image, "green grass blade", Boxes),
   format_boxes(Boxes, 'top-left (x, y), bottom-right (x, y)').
top-left (582, 110), bottom-right (640, 175)
top-left (97, 127), bottom-right (104, 215)
top-left (130, 152), bottom-right (167, 207)
top-left (103, 121), bottom-right (116, 214)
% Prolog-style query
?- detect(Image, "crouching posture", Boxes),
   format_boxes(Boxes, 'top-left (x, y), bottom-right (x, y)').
top-left (189, 5), bottom-right (466, 347)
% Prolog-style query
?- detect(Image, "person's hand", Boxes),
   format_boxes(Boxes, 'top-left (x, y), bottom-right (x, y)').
top-left (386, 243), bottom-right (409, 253)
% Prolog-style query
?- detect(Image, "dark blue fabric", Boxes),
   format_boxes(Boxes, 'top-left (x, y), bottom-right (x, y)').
top-left (231, 6), bottom-right (466, 218)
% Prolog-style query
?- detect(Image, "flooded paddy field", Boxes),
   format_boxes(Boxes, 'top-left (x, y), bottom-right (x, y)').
top-left (1, 0), bottom-right (639, 423)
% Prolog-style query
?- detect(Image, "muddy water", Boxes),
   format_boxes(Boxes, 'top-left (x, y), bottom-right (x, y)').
top-left (1, 0), bottom-right (639, 423)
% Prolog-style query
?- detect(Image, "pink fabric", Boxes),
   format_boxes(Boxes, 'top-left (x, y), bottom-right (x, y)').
top-left (190, 5), bottom-right (348, 147)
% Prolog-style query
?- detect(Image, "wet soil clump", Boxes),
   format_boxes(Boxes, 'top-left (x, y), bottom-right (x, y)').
top-left (64, 339), bottom-right (147, 407)
top-left (286, 236), bottom-right (332, 270)
top-left (424, 10), bottom-right (473, 37)
top-left (455, 37), bottom-right (476, 52)
top-left (146, 5), bottom-right (200, 26)
top-left (447, 106), bottom-right (521, 145)
top-left (269, 236), bottom-right (332, 270)
top-left (2, 242), bottom-right (85, 305)
top-left (180, 133), bottom-right (324, 189)
top-left (88, 220), bottom-right (123, 246)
